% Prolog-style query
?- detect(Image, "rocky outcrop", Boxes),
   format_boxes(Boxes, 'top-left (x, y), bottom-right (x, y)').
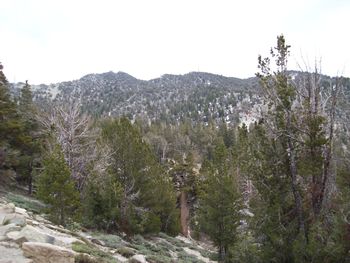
top-left (0, 196), bottom-right (217, 263)
top-left (22, 242), bottom-right (75, 263)
top-left (0, 241), bottom-right (33, 263)
top-left (0, 201), bottom-right (79, 263)
top-left (6, 225), bottom-right (56, 245)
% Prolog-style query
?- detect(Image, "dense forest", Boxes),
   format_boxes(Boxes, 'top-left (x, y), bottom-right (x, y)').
top-left (1, 36), bottom-right (350, 262)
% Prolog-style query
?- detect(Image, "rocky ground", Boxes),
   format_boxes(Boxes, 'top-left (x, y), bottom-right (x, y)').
top-left (0, 192), bottom-right (217, 263)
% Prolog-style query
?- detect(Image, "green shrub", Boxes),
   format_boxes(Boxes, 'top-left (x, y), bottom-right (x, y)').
top-left (132, 234), bottom-right (146, 244)
top-left (91, 232), bottom-right (124, 249)
top-left (74, 254), bottom-right (100, 263)
top-left (197, 248), bottom-right (218, 261)
top-left (158, 233), bottom-right (187, 248)
top-left (66, 221), bottom-right (82, 232)
top-left (72, 242), bottom-right (117, 263)
top-left (6, 192), bottom-right (45, 214)
top-left (129, 244), bottom-right (151, 256)
top-left (142, 212), bottom-right (161, 234)
top-left (117, 247), bottom-right (135, 258)
top-left (177, 251), bottom-right (204, 263)
top-left (146, 254), bottom-right (173, 263)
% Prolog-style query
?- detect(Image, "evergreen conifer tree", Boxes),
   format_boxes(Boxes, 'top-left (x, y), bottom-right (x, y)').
top-left (198, 139), bottom-right (242, 262)
top-left (95, 117), bottom-right (179, 235)
top-left (0, 63), bottom-right (23, 178)
top-left (18, 81), bottom-right (40, 194)
top-left (37, 143), bottom-right (80, 225)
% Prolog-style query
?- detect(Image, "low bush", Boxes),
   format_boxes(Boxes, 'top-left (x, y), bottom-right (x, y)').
top-left (72, 242), bottom-right (117, 263)
top-left (6, 192), bottom-right (45, 214)
top-left (146, 254), bottom-right (173, 263)
top-left (74, 254), bottom-right (100, 263)
top-left (116, 247), bottom-right (135, 258)
top-left (91, 232), bottom-right (124, 248)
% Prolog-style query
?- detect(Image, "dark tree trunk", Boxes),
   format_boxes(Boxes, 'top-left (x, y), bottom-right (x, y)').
top-left (287, 111), bottom-right (306, 240)
top-left (218, 244), bottom-right (226, 262)
top-left (28, 174), bottom-right (32, 195)
top-left (28, 162), bottom-right (33, 195)
top-left (180, 191), bottom-right (190, 237)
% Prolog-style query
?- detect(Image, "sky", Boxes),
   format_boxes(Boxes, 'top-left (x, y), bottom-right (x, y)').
top-left (1, 0), bottom-right (350, 84)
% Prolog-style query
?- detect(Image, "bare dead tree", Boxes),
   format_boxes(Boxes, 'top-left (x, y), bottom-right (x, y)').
top-left (36, 101), bottom-right (97, 190)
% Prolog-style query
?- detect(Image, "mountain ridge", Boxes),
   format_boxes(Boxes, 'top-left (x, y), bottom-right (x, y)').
top-left (10, 70), bottom-right (349, 128)
top-left (10, 71), bottom-right (261, 124)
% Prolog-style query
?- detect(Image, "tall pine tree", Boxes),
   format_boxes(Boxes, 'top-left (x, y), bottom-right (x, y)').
top-left (198, 138), bottom-right (242, 262)
top-left (96, 117), bottom-right (179, 235)
top-left (37, 142), bottom-right (80, 226)
top-left (0, 63), bottom-right (22, 176)
top-left (17, 81), bottom-right (40, 194)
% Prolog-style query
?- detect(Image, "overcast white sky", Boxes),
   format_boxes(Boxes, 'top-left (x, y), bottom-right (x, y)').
top-left (1, 0), bottom-right (349, 84)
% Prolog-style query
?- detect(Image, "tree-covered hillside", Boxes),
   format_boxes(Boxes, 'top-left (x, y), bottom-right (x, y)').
top-left (2, 35), bottom-right (350, 262)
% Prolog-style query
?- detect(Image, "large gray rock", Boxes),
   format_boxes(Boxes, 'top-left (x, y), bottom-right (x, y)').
top-left (0, 203), bottom-right (15, 214)
top-left (37, 224), bottom-right (84, 247)
top-left (129, 254), bottom-right (147, 263)
top-left (0, 241), bottom-right (32, 263)
top-left (22, 242), bottom-right (75, 263)
top-left (2, 213), bottom-right (27, 227)
top-left (0, 224), bottom-right (22, 241)
top-left (6, 225), bottom-right (55, 245)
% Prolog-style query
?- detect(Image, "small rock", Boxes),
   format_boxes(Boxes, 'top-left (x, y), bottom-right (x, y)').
top-left (53, 235), bottom-right (83, 248)
top-left (22, 242), bottom-right (75, 263)
top-left (15, 207), bottom-right (29, 217)
top-left (26, 220), bottom-right (40, 226)
top-left (33, 215), bottom-right (51, 224)
top-left (129, 254), bottom-right (147, 263)
top-left (114, 254), bottom-right (128, 262)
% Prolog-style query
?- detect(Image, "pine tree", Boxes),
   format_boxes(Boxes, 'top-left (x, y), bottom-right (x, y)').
top-left (0, 63), bottom-right (22, 155)
top-left (248, 122), bottom-right (296, 261)
top-left (256, 36), bottom-right (310, 253)
top-left (99, 117), bottom-right (179, 234)
top-left (198, 139), bottom-right (242, 262)
top-left (253, 35), bottom-right (345, 261)
top-left (170, 152), bottom-right (197, 236)
top-left (37, 143), bottom-right (80, 225)
top-left (17, 81), bottom-right (40, 194)
top-left (82, 173), bottom-right (123, 231)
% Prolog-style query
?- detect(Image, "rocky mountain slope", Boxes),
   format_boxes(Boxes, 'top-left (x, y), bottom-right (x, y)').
top-left (11, 72), bottom-right (262, 125)
top-left (10, 71), bottom-right (350, 146)
top-left (0, 192), bottom-right (217, 263)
